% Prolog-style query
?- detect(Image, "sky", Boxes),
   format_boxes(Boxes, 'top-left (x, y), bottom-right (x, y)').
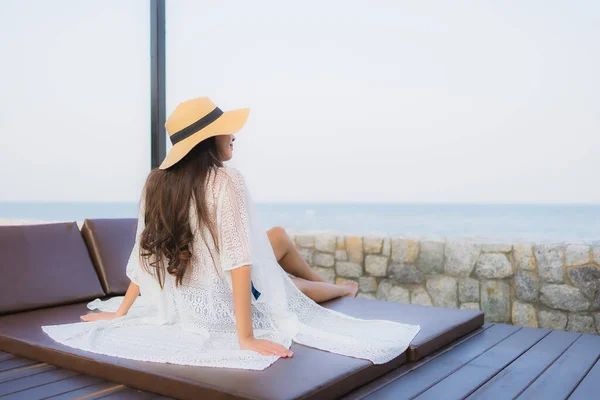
top-left (0, 0), bottom-right (598, 204)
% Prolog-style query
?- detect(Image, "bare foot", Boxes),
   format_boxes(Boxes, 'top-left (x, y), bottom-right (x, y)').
top-left (340, 281), bottom-right (359, 298)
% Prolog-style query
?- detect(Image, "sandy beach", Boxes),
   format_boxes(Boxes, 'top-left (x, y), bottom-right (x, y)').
top-left (0, 219), bottom-right (84, 228)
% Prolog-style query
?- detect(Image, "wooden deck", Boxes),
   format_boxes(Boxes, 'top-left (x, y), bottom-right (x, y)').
top-left (0, 353), bottom-right (166, 400)
top-left (345, 323), bottom-right (600, 400)
top-left (1, 323), bottom-right (599, 399)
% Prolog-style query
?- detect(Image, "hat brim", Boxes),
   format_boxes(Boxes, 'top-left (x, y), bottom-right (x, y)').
top-left (159, 108), bottom-right (250, 170)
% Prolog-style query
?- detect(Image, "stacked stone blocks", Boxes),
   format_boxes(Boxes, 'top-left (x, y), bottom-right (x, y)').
top-left (290, 231), bottom-right (600, 335)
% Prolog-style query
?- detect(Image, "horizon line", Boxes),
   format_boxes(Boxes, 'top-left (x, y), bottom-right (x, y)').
top-left (2, 201), bottom-right (600, 206)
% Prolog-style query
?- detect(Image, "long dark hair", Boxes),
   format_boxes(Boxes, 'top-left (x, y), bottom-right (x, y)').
top-left (139, 137), bottom-right (223, 288)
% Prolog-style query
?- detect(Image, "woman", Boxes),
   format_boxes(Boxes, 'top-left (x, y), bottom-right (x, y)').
top-left (42, 97), bottom-right (420, 370)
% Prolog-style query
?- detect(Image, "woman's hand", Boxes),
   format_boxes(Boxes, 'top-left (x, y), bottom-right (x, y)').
top-left (80, 283), bottom-right (140, 322)
top-left (80, 312), bottom-right (124, 322)
top-left (239, 336), bottom-right (294, 357)
top-left (230, 266), bottom-right (292, 357)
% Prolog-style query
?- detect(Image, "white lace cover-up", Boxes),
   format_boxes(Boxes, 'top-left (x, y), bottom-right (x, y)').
top-left (42, 166), bottom-right (420, 370)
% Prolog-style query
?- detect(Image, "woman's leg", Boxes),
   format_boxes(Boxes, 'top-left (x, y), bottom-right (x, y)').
top-left (291, 277), bottom-right (359, 303)
top-left (267, 226), bottom-right (325, 283)
top-left (267, 226), bottom-right (359, 301)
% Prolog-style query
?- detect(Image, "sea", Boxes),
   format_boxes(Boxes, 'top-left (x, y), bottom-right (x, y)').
top-left (1, 202), bottom-right (599, 244)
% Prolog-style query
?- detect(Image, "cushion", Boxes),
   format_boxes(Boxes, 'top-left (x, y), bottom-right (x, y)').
top-left (80, 219), bottom-right (137, 295)
top-left (0, 302), bottom-right (407, 400)
top-left (322, 297), bottom-right (484, 361)
top-left (0, 223), bottom-right (105, 315)
top-left (0, 298), bottom-right (483, 399)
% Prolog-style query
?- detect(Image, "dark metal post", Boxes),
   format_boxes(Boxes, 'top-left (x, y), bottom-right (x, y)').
top-left (150, 0), bottom-right (166, 169)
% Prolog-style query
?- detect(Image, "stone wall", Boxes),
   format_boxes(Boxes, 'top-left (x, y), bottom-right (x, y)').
top-left (290, 232), bottom-right (600, 335)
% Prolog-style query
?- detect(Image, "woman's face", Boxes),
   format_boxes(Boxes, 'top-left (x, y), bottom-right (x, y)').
top-left (216, 134), bottom-right (235, 161)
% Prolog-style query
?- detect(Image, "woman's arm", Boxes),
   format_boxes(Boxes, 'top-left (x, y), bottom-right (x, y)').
top-left (80, 281), bottom-right (140, 322)
top-left (231, 265), bottom-right (254, 340)
top-left (231, 265), bottom-right (293, 358)
top-left (116, 282), bottom-right (140, 316)
top-left (218, 168), bottom-right (292, 357)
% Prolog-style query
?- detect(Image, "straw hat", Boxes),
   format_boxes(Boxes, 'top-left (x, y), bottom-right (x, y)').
top-left (159, 97), bottom-right (250, 170)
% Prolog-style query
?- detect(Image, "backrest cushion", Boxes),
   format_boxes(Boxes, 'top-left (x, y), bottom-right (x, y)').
top-left (0, 222), bottom-right (105, 314)
top-left (80, 219), bottom-right (137, 295)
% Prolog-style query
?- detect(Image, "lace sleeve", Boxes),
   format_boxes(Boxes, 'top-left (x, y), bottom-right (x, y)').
top-left (126, 189), bottom-right (146, 285)
top-left (217, 168), bottom-right (253, 272)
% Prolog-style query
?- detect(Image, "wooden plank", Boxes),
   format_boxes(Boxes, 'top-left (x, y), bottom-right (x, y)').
top-left (98, 387), bottom-right (173, 399)
top-left (517, 334), bottom-right (600, 399)
top-left (567, 358), bottom-right (600, 400)
top-left (342, 323), bottom-right (494, 400)
top-left (415, 327), bottom-right (551, 399)
top-left (45, 381), bottom-right (125, 399)
top-left (0, 363), bottom-right (55, 384)
top-left (1, 375), bottom-right (103, 400)
top-left (467, 330), bottom-right (580, 400)
top-left (0, 358), bottom-right (37, 372)
top-left (365, 323), bottom-right (520, 400)
top-left (0, 352), bottom-right (14, 362)
top-left (0, 368), bottom-right (79, 396)
top-left (97, 387), bottom-right (163, 399)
